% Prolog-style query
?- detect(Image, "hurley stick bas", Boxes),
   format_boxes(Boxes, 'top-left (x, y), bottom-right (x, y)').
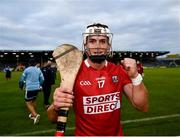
top-left (53, 44), bottom-right (83, 136)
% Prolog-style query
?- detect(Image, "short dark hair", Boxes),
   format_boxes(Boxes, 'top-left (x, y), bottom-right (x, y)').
top-left (28, 59), bottom-right (36, 66)
top-left (87, 23), bottom-right (108, 29)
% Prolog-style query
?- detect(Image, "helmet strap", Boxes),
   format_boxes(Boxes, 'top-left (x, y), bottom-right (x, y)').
top-left (85, 48), bottom-right (108, 64)
top-left (89, 55), bottom-right (107, 64)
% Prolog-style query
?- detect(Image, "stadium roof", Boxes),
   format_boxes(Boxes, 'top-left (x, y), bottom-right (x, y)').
top-left (0, 50), bottom-right (169, 56)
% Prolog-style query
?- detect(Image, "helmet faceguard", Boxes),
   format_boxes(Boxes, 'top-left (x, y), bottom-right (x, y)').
top-left (82, 23), bottom-right (113, 63)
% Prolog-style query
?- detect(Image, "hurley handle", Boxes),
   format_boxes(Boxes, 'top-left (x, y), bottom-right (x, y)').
top-left (55, 109), bottom-right (69, 136)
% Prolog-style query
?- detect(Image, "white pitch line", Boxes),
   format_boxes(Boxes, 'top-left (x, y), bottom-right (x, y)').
top-left (13, 114), bottom-right (180, 136)
top-left (121, 114), bottom-right (180, 124)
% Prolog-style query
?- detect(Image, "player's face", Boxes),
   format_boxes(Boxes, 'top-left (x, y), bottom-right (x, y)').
top-left (85, 35), bottom-right (110, 56)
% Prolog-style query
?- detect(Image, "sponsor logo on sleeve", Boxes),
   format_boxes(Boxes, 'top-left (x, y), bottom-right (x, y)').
top-left (83, 92), bottom-right (120, 114)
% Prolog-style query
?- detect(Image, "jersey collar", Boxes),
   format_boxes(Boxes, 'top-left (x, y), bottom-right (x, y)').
top-left (84, 59), bottom-right (108, 68)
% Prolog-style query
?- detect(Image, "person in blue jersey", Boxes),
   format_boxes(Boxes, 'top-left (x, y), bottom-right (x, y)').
top-left (20, 59), bottom-right (44, 124)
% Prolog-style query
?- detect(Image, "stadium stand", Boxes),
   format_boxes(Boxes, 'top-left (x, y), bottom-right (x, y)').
top-left (0, 50), bottom-right (170, 71)
top-left (0, 50), bottom-right (52, 71)
top-left (156, 58), bottom-right (180, 67)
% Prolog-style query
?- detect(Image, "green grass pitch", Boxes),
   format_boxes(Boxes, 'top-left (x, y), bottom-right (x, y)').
top-left (0, 67), bottom-right (180, 136)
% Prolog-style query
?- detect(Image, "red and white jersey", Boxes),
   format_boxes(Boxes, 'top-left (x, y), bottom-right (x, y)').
top-left (73, 59), bottom-right (131, 136)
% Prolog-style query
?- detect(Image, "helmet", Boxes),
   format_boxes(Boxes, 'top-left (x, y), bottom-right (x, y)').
top-left (82, 23), bottom-right (113, 64)
top-left (82, 23), bottom-right (113, 45)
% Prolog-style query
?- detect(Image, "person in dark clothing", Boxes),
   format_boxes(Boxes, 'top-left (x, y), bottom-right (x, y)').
top-left (41, 61), bottom-right (55, 109)
top-left (50, 65), bottom-right (57, 85)
top-left (4, 66), bottom-right (12, 80)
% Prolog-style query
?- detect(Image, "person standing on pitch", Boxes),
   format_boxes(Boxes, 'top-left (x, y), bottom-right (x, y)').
top-left (41, 60), bottom-right (55, 109)
top-left (4, 66), bottom-right (12, 80)
top-left (47, 23), bottom-right (149, 136)
top-left (20, 59), bottom-right (44, 124)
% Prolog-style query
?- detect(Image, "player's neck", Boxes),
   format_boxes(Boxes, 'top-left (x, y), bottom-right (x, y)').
top-left (87, 58), bottom-right (106, 70)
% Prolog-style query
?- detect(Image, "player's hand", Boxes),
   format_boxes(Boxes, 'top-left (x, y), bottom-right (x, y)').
top-left (53, 87), bottom-right (74, 110)
top-left (121, 58), bottom-right (138, 78)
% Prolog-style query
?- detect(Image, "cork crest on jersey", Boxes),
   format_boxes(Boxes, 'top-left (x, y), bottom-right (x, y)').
top-left (112, 75), bottom-right (119, 83)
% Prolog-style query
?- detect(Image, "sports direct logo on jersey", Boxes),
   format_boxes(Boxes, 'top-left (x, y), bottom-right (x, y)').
top-left (83, 92), bottom-right (120, 114)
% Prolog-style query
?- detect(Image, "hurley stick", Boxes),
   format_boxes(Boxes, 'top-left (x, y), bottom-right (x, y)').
top-left (53, 44), bottom-right (83, 136)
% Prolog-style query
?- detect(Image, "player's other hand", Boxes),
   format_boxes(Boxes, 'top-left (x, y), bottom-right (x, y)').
top-left (121, 58), bottom-right (138, 78)
top-left (53, 87), bottom-right (74, 110)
